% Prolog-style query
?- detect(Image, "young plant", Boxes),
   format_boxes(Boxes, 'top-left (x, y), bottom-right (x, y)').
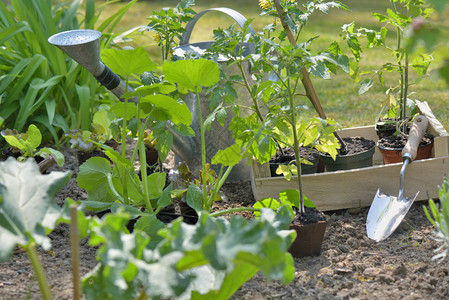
top-left (65, 106), bottom-right (120, 153)
top-left (1, 124), bottom-right (64, 167)
top-left (76, 46), bottom-right (190, 216)
top-left (424, 177), bottom-right (449, 262)
top-left (0, 158), bottom-right (71, 300)
top-left (144, 0), bottom-right (196, 62)
top-left (208, 0), bottom-right (346, 213)
top-left (348, 0), bottom-right (434, 131)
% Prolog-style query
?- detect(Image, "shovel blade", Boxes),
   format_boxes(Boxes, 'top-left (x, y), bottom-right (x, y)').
top-left (366, 189), bottom-right (418, 242)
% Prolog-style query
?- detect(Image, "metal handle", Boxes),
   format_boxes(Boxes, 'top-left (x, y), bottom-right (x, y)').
top-left (402, 115), bottom-right (428, 162)
top-left (180, 7), bottom-right (256, 46)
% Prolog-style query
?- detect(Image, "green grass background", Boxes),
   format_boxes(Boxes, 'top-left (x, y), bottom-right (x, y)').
top-left (97, 0), bottom-right (448, 130)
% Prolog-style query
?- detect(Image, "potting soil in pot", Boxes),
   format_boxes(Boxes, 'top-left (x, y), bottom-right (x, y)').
top-left (269, 147), bottom-right (320, 175)
top-left (339, 136), bottom-right (375, 155)
top-left (377, 132), bottom-right (434, 149)
top-left (292, 206), bottom-right (326, 225)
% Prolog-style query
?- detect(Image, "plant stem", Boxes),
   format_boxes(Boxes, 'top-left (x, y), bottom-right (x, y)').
top-left (237, 61), bottom-right (265, 122)
top-left (208, 165), bottom-right (234, 209)
top-left (121, 79), bottom-right (130, 204)
top-left (195, 87), bottom-right (208, 210)
top-left (210, 207), bottom-right (261, 217)
top-left (107, 173), bottom-right (125, 203)
top-left (287, 71), bottom-right (305, 214)
top-left (136, 104), bottom-right (152, 212)
top-left (69, 205), bottom-right (80, 300)
top-left (25, 243), bottom-right (53, 300)
top-left (403, 52), bottom-right (409, 132)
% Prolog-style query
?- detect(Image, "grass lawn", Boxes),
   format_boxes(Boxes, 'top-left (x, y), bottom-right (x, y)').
top-left (97, 0), bottom-right (449, 130)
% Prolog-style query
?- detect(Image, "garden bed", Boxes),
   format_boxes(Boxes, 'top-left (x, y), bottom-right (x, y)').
top-left (0, 146), bottom-right (448, 299)
top-left (251, 125), bottom-right (449, 211)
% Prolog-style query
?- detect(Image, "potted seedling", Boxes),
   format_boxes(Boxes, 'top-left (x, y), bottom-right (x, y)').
top-left (351, 0), bottom-right (435, 163)
top-left (66, 106), bottom-right (120, 165)
top-left (206, 0), bottom-right (361, 256)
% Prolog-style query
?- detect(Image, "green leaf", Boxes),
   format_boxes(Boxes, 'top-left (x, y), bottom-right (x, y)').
top-left (163, 59), bottom-right (220, 92)
top-left (77, 157), bottom-right (114, 203)
top-left (0, 159), bottom-right (71, 262)
top-left (186, 184), bottom-right (203, 214)
top-left (358, 78), bottom-right (373, 95)
top-left (26, 124), bottom-right (42, 151)
top-left (156, 182), bottom-right (174, 213)
top-left (134, 214), bottom-right (166, 249)
top-left (101, 47), bottom-right (157, 78)
top-left (211, 144), bottom-right (243, 166)
top-left (253, 198), bottom-right (281, 217)
top-left (140, 94), bottom-right (192, 125)
top-left (147, 172), bottom-right (166, 199)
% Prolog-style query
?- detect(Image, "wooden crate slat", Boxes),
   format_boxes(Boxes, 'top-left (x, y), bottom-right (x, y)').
top-left (250, 126), bottom-right (449, 211)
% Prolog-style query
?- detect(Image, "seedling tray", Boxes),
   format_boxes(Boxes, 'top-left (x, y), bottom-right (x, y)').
top-left (250, 125), bottom-right (449, 211)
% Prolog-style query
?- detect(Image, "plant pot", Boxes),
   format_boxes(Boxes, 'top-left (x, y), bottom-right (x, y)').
top-left (319, 137), bottom-right (376, 171)
top-left (374, 118), bottom-right (400, 139)
top-left (377, 135), bottom-right (434, 164)
top-left (269, 147), bottom-right (320, 176)
top-left (288, 207), bottom-right (327, 258)
top-left (289, 221), bottom-right (327, 257)
top-left (145, 145), bottom-right (159, 165)
top-left (77, 149), bottom-right (107, 165)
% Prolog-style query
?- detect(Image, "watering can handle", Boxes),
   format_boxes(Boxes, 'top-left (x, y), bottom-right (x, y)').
top-left (180, 7), bottom-right (256, 46)
top-left (402, 115), bottom-right (428, 162)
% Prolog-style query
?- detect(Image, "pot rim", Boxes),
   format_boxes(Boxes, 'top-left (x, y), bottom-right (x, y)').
top-left (376, 139), bottom-right (434, 151)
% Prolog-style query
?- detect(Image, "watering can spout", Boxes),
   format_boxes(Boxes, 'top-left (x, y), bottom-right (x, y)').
top-left (48, 29), bottom-right (133, 101)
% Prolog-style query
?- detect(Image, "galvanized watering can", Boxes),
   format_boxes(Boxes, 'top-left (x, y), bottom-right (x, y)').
top-left (171, 7), bottom-right (256, 181)
top-left (48, 8), bottom-right (255, 181)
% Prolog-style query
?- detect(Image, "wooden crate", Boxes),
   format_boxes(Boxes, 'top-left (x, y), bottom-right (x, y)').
top-left (250, 125), bottom-right (449, 211)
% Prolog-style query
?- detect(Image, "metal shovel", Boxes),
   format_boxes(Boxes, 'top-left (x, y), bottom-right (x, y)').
top-left (366, 115), bottom-right (429, 242)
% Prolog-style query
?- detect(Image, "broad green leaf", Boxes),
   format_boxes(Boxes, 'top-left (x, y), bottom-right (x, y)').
top-left (0, 159), bottom-right (71, 262)
top-left (111, 102), bottom-right (137, 121)
top-left (163, 59), bottom-right (220, 92)
top-left (186, 184), bottom-right (203, 214)
top-left (140, 94), bottom-right (192, 125)
top-left (253, 198), bottom-right (281, 217)
top-left (358, 78), bottom-right (373, 95)
top-left (211, 144), bottom-right (243, 166)
top-left (134, 214), bottom-right (166, 249)
top-left (147, 172), bottom-right (166, 199)
top-left (84, 209), bottom-right (295, 299)
top-left (156, 182), bottom-right (174, 213)
top-left (77, 157), bottom-right (114, 203)
top-left (101, 47), bottom-right (157, 77)
top-left (25, 124), bottom-right (42, 151)
top-left (79, 201), bottom-right (112, 212)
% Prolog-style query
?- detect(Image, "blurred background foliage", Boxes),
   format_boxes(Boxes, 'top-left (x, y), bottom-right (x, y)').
top-left (0, 0), bottom-right (447, 147)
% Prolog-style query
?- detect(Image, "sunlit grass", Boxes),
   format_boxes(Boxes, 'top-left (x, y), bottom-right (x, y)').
top-left (97, 0), bottom-right (449, 130)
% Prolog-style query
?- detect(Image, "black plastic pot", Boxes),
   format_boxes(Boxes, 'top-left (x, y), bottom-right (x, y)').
top-left (319, 145), bottom-right (375, 171)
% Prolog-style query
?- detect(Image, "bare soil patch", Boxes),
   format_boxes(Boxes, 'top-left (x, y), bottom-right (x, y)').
top-left (0, 146), bottom-right (447, 300)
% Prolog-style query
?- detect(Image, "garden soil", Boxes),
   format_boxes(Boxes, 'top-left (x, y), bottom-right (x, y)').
top-left (1, 146), bottom-right (449, 300)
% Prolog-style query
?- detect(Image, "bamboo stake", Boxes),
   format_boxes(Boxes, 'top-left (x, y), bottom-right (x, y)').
top-left (70, 204), bottom-right (81, 300)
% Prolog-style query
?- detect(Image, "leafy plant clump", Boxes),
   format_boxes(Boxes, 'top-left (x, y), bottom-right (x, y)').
top-left (1, 124), bottom-right (64, 167)
top-left (0, 159), bottom-right (72, 300)
top-left (0, 0), bottom-right (137, 145)
top-left (424, 177), bottom-right (449, 262)
top-left (350, 0), bottom-right (434, 132)
top-left (207, 0), bottom-right (349, 213)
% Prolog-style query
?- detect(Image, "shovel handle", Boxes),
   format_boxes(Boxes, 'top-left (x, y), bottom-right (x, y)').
top-left (402, 115), bottom-right (428, 162)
